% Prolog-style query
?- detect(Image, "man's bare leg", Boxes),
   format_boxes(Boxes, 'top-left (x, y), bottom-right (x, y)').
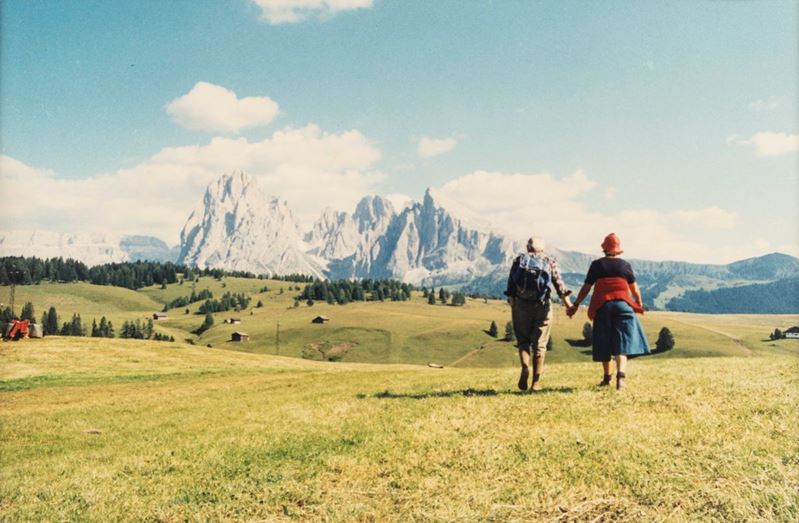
top-left (517, 348), bottom-right (531, 390)
top-left (531, 353), bottom-right (545, 391)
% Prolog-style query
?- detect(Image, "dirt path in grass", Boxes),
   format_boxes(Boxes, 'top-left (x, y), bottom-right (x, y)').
top-left (670, 319), bottom-right (753, 356)
top-left (450, 348), bottom-right (482, 367)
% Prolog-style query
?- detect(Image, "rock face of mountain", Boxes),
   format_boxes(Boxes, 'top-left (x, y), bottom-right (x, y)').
top-left (0, 230), bottom-right (177, 265)
top-left (365, 189), bottom-right (518, 286)
top-left (306, 195), bottom-right (397, 278)
top-left (177, 170), bottom-right (324, 278)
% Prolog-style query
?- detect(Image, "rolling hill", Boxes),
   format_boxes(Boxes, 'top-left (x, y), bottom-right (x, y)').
top-left (6, 276), bottom-right (799, 367)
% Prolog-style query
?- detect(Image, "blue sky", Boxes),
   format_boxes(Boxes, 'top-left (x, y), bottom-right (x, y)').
top-left (1, 0), bottom-right (797, 262)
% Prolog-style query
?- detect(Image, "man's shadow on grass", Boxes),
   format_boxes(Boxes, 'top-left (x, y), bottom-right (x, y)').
top-left (358, 386), bottom-right (575, 400)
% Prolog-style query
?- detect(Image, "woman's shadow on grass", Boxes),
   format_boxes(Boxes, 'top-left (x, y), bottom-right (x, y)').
top-left (359, 386), bottom-right (575, 400)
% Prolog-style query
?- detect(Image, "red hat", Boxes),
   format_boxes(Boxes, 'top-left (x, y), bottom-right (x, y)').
top-left (601, 233), bottom-right (623, 255)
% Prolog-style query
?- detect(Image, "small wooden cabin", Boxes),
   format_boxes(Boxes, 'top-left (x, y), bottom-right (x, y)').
top-left (231, 332), bottom-right (250, 342)
top-left (224, 318), bottom-right (242, 325)
top-left (311, 316), bottom-right (330, 324)
top-left (153, 312), bottom-right (168, 321)
top-left (785, 326), bottom-right (799, 339)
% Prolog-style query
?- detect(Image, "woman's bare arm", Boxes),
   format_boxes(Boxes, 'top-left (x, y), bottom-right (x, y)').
top-left (572, 282), bottom-right (592, 308)
top-left (629, 282), bottom-right (644, 308)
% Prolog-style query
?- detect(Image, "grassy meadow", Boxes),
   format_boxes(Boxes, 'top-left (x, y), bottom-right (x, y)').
top-left (2, 278), bottom-right (798, 521)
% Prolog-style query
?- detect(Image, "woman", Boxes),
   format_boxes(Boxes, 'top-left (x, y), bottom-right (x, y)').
top-left (567, 233), bottom-right (649, 389)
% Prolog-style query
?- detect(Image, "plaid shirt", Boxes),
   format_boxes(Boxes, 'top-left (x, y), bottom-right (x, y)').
top-left (505, 254), bottom-right (571, 300)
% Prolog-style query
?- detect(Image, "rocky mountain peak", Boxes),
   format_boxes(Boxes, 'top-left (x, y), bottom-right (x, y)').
top-left (177, 171), bottom-right (323, 277)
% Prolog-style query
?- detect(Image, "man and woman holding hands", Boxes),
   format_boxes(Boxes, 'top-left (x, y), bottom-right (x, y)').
top-left (506, 233), bottom-right (649, 392)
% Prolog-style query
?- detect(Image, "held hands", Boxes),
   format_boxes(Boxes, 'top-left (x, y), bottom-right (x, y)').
top-left (565, 303), bottom-right (578, 318)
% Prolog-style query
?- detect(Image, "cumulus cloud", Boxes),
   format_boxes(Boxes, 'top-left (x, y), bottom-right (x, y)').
top-left (729, 132), bottom-right (799, 157)
top-left (432, 169), bottom-right (748, 263)
top-left (0, 124), bottom-right (382, 244)
top-left (417, 136), bottom-right (458, 158)
top-left (166, 82), bottom-right (279, 134)
top-left (251, 0), bottom-right (373, 24)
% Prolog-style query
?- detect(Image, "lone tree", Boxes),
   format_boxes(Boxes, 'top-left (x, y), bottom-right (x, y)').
top-left (582, 322), bottom-right (593, 345)
top-left (656, 326), bottom-right (675, 352)
top-left (547, 337), bottom-right (553, 351)
top-left (770, 328), bottom-right (783, 340)
top-left (427, 293), bottom-right (436, 305)
top-left (504, 321), bottom-right (515, 342)
top-left (488, 320), bottom-right (498, 338)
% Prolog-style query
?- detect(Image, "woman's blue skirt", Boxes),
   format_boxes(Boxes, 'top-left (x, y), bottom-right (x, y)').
top-left (592, 300), bottom-right (650, 362)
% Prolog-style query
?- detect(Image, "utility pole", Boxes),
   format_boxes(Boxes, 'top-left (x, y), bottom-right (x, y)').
top-left (275, 320), bottom-right (280, 355)
top-left (8, 269), bottom-right (21, 319)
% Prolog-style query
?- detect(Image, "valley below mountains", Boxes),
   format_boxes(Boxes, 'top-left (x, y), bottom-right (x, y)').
top-left (2, 171), bottom-right (798, 313)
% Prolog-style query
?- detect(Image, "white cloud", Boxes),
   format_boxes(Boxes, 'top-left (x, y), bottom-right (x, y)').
top-left (0, 155), bottom-right (55, 180)
top-left (432, 169), bottom-right (748, 263)
top-left (166, 82), bottom-right (279, 134)
top-left (729, 132), bottom-right (799, 157)
top-left (250, 0), bottom-right (373, 24)
top-left (0, 124), bottom-right (382, 244)
top-left (417, 136), bottom-right (458, 158)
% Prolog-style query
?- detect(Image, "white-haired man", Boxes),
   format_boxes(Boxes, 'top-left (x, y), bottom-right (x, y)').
top-left (505, 236), bottom-right (573, 392)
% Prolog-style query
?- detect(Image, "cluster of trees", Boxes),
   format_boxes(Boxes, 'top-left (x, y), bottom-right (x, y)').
top-left (0, 256), bottom-right (90, 285)
top-left (163, 289), bottom-right (213, 311)
top-left (769, 328), bottom-right (788, 340)
top-left (196, 292), bottom-right (251, 314)
top-left (119, 318), bottom-right (153, 339)
top-left (424, 287), bottom-right (467, 306)
top-left (58, 313), bottom-right (87, 336)
top-left (0, 255), bottom-right (317, 290)
top-left (299, 279), bottom-right (413, 304)
top-left (0, 256), bottom-right (183, 289)
top-left (90, 316), bottom-right (115, 338)
top-left (272, 274), bottom-right (315, 283)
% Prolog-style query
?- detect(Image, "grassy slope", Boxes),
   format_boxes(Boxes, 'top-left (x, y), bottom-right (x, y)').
top-left (9, 278), bottom-right (799, 368)
top-left (1, 338), bottom-right (797, 521)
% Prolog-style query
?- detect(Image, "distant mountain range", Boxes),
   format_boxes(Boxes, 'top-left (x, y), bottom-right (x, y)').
top-left (2, 171), bottom-right (798, 313)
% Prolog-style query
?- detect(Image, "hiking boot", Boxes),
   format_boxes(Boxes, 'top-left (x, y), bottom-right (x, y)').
top-left (599, 374), bottom-right (612, 387)
top-left (518, 367), bottom-right (529, 390)
top-left (616, 372), bottom-right (626, 390)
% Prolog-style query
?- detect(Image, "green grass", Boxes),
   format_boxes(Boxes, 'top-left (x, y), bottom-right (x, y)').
top-left (1, 337), bottom-right (797, 521)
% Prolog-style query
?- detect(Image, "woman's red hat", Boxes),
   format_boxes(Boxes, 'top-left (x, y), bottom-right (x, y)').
top-left (601, 233), bottom-right (623, 255)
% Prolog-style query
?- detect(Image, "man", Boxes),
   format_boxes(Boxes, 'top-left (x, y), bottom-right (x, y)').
top-left (505, 236), bottom-right (573, 392)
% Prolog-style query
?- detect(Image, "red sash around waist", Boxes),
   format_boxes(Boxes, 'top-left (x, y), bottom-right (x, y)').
top-left (587, 277), bottom-right (644, 320)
